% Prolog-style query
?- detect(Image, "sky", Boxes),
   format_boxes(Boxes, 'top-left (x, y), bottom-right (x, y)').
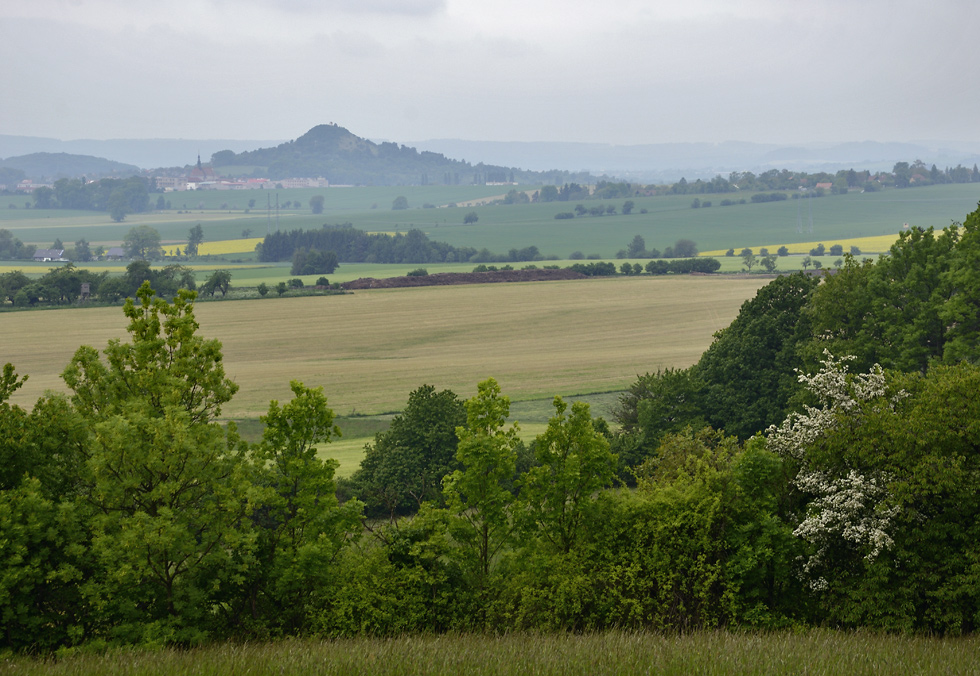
top-left (2, 0), bottom-right (978, 146)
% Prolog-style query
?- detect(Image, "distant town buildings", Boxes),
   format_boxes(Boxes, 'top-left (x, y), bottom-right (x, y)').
top-left (153, 156), bottom-right (329, 192)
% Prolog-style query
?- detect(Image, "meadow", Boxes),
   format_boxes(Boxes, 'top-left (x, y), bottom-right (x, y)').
top-left (5, 630), bottom-right (979, 675)
top-left (0, 276), bottom-right (767, 474)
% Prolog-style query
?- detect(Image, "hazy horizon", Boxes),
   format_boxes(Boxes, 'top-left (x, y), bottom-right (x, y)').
top-left (2, 1), bottom-right (978, 148)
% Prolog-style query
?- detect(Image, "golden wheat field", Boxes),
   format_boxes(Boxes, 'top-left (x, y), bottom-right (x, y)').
top-left (1, 276), bottom-right (767, 419)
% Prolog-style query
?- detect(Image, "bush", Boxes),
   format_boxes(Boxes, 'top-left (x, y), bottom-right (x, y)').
top-left (257, 282), bottom-right (269, 296)
top-left (554, 212), bottom-right (575, 220)
top-left (406, 268), bottom-right (428, 277)
top-left (568, 261), bottom-right (617, 276)
top-left (288, 278), bottom-right (304, 288)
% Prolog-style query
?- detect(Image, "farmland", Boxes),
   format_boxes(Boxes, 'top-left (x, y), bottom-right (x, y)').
top-left (1, 276), bottom-right (767, 473)
top-left (4, 182), bottom-right (979, 261)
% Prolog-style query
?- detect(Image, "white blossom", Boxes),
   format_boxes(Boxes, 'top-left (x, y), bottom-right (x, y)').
top-left (765, 351), bottom-right (904, 580)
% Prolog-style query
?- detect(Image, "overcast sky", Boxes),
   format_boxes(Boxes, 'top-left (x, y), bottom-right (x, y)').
top-left (2, 0), bottom-right (977, 146)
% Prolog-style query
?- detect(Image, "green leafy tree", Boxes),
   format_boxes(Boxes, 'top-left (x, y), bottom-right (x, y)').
top-left (695, 272), bottom-right (820, 439)
top-left (245, 381), bottom-right (362, 632)
top-left (463, 211), bottom-right (479, 224)
top-left (674, 239), bottom-right (698, 257)
top-left (741, 250), bottom-right (758, 271)
top-left (186, 224), bottom-right (204, 256)
top-left (806, 226), bottom-right (959, 374)
top-left (612, 367), bottom-right (706, 472)
top-left (257, 282), bottom-right (269, 296)
top-left (108, 193), bottom-right (128, 222)
top-left (443, 378), bottom-right (519, 583)
top-left (309, 195), bottom-right (325, 214)
top-left (622, 200), bottom-right (635, 215)
top-left (352, 385), bottom-right (466, 519)
top-left (73, 238), bottom-right (92, 262)
top-left (627, 235), bottom-right (646, 258)
top-left (61, 283), bottom-right (248, 641)
top-left (202, 269), bottom-right (232, 297)
top-left (123, 225), bottom-right (163, 261)
top-left (940, 207), bottom-right (980, 362)
top-left (392, 195), bottom-right (409, 210)
top-left (517, 397), bottom-right (617, 554)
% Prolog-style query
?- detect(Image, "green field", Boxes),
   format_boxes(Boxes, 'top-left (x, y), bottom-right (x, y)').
top-left (5, 183), bottom-right (979, 259)
top-left (6, 630), bottom-right (978, 675)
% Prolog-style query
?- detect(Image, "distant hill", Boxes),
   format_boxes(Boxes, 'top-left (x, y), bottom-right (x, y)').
top-left (0, 135), bottom-right (283, 170)
top-left (211, 124), bottom-right (596, 186)
top-left (0, 152), bottom-right (140, 181)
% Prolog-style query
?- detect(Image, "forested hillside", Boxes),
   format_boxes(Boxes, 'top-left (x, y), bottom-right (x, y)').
top-left (2, 203), bottom-right (980, 651)
top-left (0, 152), bottom-right (140, 181)
top-left (211, 124), bottom-right (595, 186)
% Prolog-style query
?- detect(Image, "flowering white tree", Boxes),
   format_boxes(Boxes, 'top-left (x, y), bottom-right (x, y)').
top-left (766, 351), bottom-right (903, 587)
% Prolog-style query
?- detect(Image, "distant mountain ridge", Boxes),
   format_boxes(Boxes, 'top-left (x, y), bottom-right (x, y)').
top-left (0, 152), bottom-right (140, 181)
top-left (3, 128), bottom-right (980, 184)
top-left (210, 124), bottom-right (594, 186)
top-left (0, 135), bottom-right (283, 171)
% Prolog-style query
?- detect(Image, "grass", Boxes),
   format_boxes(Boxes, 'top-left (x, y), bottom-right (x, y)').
top-left (5, 630), bottom-right (979, 675)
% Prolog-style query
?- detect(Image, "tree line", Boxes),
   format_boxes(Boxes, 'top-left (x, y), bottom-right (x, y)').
top-left (257, 225), bottom-right (550, 266)
top-left (0, 261), bottom-right (232, 307)
top-left (668, 161), bottom-right (980, 196)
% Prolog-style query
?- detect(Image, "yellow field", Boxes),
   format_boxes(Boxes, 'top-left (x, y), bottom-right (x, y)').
top-left (702, 233), bottom-right (902, 256)
top-left (162, 237), bottom-right (265, 256)
top-left (1, 276), bottom-right (767, 421)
